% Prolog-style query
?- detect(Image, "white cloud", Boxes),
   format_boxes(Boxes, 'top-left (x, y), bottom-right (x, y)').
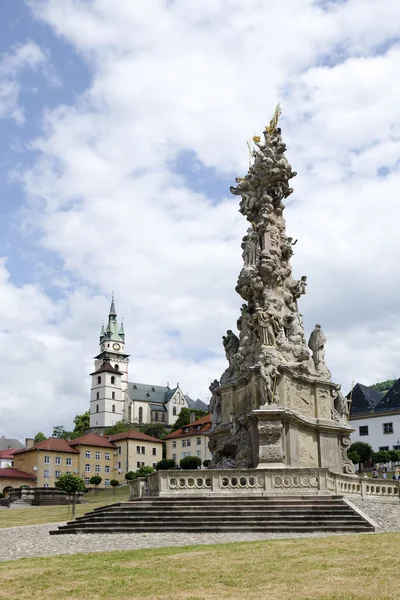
top-left (3, 0), bottom-right (400, 439)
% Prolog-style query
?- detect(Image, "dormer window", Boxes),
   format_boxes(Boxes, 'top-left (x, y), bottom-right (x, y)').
top-left (111, 376), bottom-right (115, 384)
top-left (133, 384), bottom-right (137, 389)
top-left (97, 376), bottom-right (101, 384)
top-left (151, 387), bottom-right (155, 392)
top-left (146, 392), bottom-right (150, 397)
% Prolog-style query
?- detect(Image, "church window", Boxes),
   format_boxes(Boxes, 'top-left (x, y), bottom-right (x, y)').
top-left (155, 412), bottom-right (158, 421)
top-left (114, 364), bottom-right (119, 371)
top-left (197, 437), bottom-right (201, 445)
top-left (44, 456), bottom-right (50, 464)
top-left (111, 376), bottom-right (115, 384)
top-left (112, 392), bottom-right (115, 399)
top-left (85, 451), bottom-right (91, 459)
top-left (96, 404), bottom-right (99, 413)
top-left (162, 413), bottom-right (165, 422)
top-left (112, 405), bottom-right (116, 413)
top-left (96, 392), bottom-right (99, 400)
top-left (173, 406), bottom-right (177, 416)
top-left (55, 457), bottom-right (61, 465)
top-left (97, 376), bottom-right (101, 384)
top-left (66, 458), bottom-right (72, 466)
top-left (138, 407), bottom-right (143, 425)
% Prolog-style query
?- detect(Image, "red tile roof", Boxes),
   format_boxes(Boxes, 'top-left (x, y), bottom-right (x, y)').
top-left (164, 414), bottom-right (211, 439)
top-left (69, 433), bottom-right (115, 448)
top-left (13, 438), bottom-right (80, 454)
top-left (0, 468), bottom-right (36, 480)
top-left (108, 430), bottom-right (162, 444)
top-left (0, 449), bottom-right (16, 459)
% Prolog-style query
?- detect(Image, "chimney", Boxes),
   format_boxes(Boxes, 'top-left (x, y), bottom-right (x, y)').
top-left (25, 438), bottom-right (34, 449)
top-left (189, 412), bottom-right (196, 424)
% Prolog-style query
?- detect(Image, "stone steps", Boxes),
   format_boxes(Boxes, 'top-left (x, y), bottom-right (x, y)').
top-left (50, 495), bottom-right (374, 535)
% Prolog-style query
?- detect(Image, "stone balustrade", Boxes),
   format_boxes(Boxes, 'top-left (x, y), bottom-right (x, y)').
top-left (129, 469), bottom-right (400, 504)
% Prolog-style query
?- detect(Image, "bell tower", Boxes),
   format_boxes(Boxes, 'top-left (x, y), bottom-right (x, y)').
top-left (89, 295), bottom-right (130, 427)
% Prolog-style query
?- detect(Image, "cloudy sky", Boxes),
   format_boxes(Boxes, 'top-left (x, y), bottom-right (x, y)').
top-left (1, 0), bottom-right (400, 441)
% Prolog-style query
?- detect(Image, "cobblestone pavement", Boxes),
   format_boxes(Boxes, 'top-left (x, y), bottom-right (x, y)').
top-left (0, 501), bottom-right (398, 563)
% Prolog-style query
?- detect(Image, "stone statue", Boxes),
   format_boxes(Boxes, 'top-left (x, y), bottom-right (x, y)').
top-left (255, 307), bottom-right (281, 346)
top-left (241, 227), bottom-right (260, 266)
top-left (308, 324), bottom-right (327, 372)
top-left (222, 330), bottom-right (239, 366)
top-left (259, 361), bottom-right (279, 405)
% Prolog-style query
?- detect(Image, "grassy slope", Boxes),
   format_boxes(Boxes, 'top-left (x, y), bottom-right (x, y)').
top-left (0, 534), bottom-right (399, 600)
top-left (0, 485), bottom-right (129, 528)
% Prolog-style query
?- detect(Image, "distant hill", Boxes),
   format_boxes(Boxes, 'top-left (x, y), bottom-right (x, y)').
top-left (370, 379), bottom-right (396, 393)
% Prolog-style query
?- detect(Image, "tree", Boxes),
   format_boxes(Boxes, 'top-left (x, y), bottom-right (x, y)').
top-left (139, 423), bottom-right (168, 439)
top-left (125, 471), bottom-right (136, 481)
top-left (389, 449), bottom-right (400, 466)
top-left (371, 379), bottom-right (396, 393)
top-left (110, 479), bottom-right (119, 494)
top-left (180, 456), bottom-right (202, 470)
top-left (203, 460), bottom-right (211, 468)
top-left (33, 432), bottom-right (46, 444)
top-left (72, 411), bottom-right (90, 437)
top-left (372, 450), bottom-right (391, 465)
top-left (89, 475), bottom-right (102, 495)
top-left (171, 408), bottom-right (209, 431)
top-left (156, 459), bottom-right (176, 471)
top-left (52, 425), bottom-right (70, 439)
top-left (348, 442), bottom-right (373, 472)
top-left (348, 451), bottom-right (360, 465)
top-left (107, 421), bottom-right (132, 435)
top-left (55, 474), bottom-right (85, 517)
top-left (128, 465), bottom-right (155, 480)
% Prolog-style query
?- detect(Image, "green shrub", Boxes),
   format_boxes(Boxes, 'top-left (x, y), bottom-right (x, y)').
top-left (203, 460), bottom-right (211, 467)
top-left (180, 456), bottom-right (202, 470)
top-left (156, 459), bottom-right (176, 471)
top-left (0, 493), bottom-right (5, 499)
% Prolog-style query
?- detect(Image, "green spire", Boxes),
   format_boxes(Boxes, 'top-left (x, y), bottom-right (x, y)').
top-left (109, 292), bottom-right (117, 320)
top-left (100, 293), bottom-right (125, 346)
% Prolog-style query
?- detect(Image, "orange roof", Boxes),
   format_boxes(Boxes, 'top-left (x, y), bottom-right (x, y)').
top-left (164, 414), bottom-right (211, 439)
top-left (0, 468), bottom-right (36, 480)
top-left (69, 433), bottom-right (115, 448)
top-left (108, 430), bottom-right (162, 444)
top-left (0, 449), bottom-right (17, 459)
top-left (14, 438), bottom-right (80, 454)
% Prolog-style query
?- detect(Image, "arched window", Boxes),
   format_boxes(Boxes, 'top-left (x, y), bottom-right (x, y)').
top-left (96, 392), bottom-right (99, 400)
top-left (138, 407), bottom-right (143, 425)
top-left (112, 405), bottom-right (115, 413)
top-left (173, 406), bottom-right (177, 416)
top-left (96, 405), bottom-right (99, 413)
top-left (155, 412), bottom-right (158, 421)
top-left (97, 376), bottom-right (101, 384)
top-left (111, 376), bottom-right (115, 384)
top-left (112, 391), bottom-right (115, 399)
top-left (162, 413), bottom-right (165, 422)
top-left (114, 364), bottom-right (119, 371)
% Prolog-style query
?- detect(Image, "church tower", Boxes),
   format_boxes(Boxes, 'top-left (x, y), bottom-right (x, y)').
top-left (89, 295), bottom-right (130, 427)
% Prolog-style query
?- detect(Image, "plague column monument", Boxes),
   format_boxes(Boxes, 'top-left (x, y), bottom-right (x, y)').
top-left (208, 107), bottom-right (354, 474)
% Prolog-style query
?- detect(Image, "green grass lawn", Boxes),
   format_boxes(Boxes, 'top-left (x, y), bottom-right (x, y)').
top-left (0, 534), bottom-right (399, 599)
top-left (0, 485), bottom-right (129, 528)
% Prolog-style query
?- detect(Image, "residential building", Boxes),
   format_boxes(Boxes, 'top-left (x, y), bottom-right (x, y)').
top-left (0, 449), bottom-right (16, 468)
top-left (348, 381), bottom-right (400, 451)
top-left (164, 414), bottom-right (212, 466)
top-left (108, 430), bottom-right (163, 472)
top-left (89, 296), bottom-right (207, 428)
top-left (68, 433), bottom-right (118, 487)
top-left (13, 438), bottom-right (80, 488)
top-left (0, 468), bottom-right (36, 495)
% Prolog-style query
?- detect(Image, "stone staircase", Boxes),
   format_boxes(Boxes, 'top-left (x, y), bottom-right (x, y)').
top-left (50, 495), bottom-right (374, 535)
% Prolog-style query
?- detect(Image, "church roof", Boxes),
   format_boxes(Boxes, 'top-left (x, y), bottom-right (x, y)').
top-left (186, 397), bottom-right (209, 411)
top-left (0, 438), bottom-right (24, 451)
top-left (127, 382), bottom-right (172, 404)
top-left (347, 383), bottom-right (384, 416)
top-left (373, 379), bottom-right (400, 413)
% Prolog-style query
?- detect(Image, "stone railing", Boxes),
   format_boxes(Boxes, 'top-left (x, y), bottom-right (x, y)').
top-left (129, 468), bottom-right (400, 504)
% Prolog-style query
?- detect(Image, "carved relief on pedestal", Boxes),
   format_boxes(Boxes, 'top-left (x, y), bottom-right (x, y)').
top-left (295, 382), bottom-right (314, 417)
top-left (341, 436), bottom-right (356, 474)
top-left (258, 421), bottom-right (284, 463)
top-left (316, 387), bottom-right (331, 420)
top-left (236, 389), bottom-right (254, 417)
top-left (221, 391), bottom-right (233, 421)
top-left (298, 430), bottom-right (318, 467)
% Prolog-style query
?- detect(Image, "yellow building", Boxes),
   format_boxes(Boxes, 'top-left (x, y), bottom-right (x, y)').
top-left (69, 433), bottom-right (118, 487)
top-left (108, 431), bottom-right (164, 476)
top-left (13, 438), bottom-right (80, 487)
top-left (164, 414), bottom-right (211, 466)
top-left (0, 468), bottom-right (36, 495)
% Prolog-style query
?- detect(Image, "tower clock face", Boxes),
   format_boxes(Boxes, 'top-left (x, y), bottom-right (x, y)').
top-left (113, 342), bottom-right (121, 351)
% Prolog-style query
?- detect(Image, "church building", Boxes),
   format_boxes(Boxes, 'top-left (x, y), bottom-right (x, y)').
top-left (89, 297), bottom-right (207, 428)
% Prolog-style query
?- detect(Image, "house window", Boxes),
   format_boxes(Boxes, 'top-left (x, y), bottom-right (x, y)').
top-left (118, 446), bottom-right (121, 454)
top-left (96, 404), bottom-right (99, 412)
top-left (152, 448), bottom-right (157, 456)
top-left (111, 376), bottom-right (115, 384)
top-left (172, 453), bottom-right (176, 462)
top-left (44, 456), bottom-right (50, 464)
top-left (105, 466), bottom-right (110, 473)
top-left (105, 452), bottom-right (110, 460)
top-left (105, 479), bottom-right (110, 486)
top-left (112, 405), bottom-right (116, 413)
top-left (55, 457), bottom-right (61, 465)
top-left (66, 458), bottom-right (72, 466)
top-left (182, 440), bottom-right (186, 447)
top-left (85, 477), bottom-right (90, 485)
top-left (136, 461), bottom-right (141, 468)
top-left (186, 440), bottom-right (191, 447)
top-left (197, 437), bottom-right (201, 445)
top-left (197, 451), bottom-right (201, 457)
top-left (97, 376), bottom-right (101, 384)
top-left (118, 461), bottom-right (121, 469)
top-left (95, 452), bottom-right (100, 459)
top-left (66, 471), bottom-right (71, 475)
top-left (172, 441), bottom-right (176, 448)
top-left (44, 469), bottom-right (49, 478)
top-left (152, 463), bottom-right (157, 467)
top-left (383, 423), bottom-right (393, 434)
top-left (112, 391), bottom-right (115, 399)
top-left (55, 470), bottom-right (61, 478)
top-left (173, 406), bottom-right (177, 416)
top-left (43, 483), bottom-right (49, 488)
top-left (359, 426), bottom-right (369, 436)
top-left (85, 451), bottom-right (91, 459)
top-left (85, 464), bottom-right (90, 472)
top-left (136, 446), bottom-right (141, 454)
top-left (95, 465), bottom-right (100, 473)
top-left (138, 407), bottom-right (143, 425)
top-left (379, 446), bottom-right (389, 451)
top-left (393, 445), bottom-right (400, 451)
top-left (141, 446), bottom-right (146, 455)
